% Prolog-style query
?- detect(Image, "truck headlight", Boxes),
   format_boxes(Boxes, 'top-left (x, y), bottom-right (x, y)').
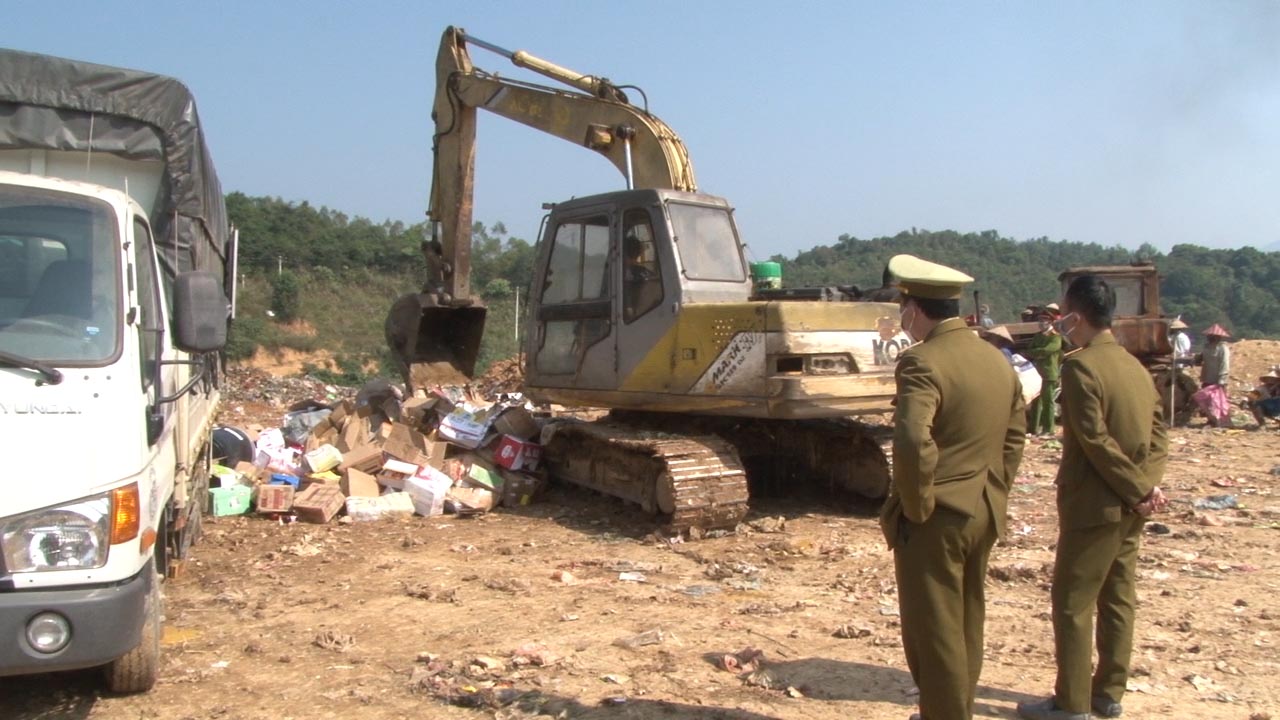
top-left (1, 495), bottom-right (111, 572)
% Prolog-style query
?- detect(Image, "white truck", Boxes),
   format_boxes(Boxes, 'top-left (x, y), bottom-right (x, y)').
top-left (0, 49), bottom-right (233, 692)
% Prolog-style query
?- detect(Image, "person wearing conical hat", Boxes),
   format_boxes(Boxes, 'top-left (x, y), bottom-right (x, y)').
top-left (879, 254), bottom-right (1026, 720)
top-left (1168, 317), bottom-right (1191, 362)
top-left (1192, 324), bottom-right (1233, 427)
top-left (981, 325), bottom-right (1016, 362)
top-left (1246, 367), bottom-right (1280, 428)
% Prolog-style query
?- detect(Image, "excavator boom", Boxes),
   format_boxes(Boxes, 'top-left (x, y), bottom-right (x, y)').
top-left (390, 26), bottom-right (696, 390)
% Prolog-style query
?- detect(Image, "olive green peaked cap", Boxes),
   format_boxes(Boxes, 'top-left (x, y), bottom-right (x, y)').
top-left (887, 254), bottom-right (975, 300)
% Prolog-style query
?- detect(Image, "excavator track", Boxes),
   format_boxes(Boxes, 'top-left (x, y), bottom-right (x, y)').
top-left (541, 421), bottom-right (750, 533)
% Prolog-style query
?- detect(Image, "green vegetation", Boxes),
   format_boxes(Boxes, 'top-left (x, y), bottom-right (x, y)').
top-left (775, 230), bottom-right (1279, 338)
top-left (224, 195), bottom-right (1277, 383)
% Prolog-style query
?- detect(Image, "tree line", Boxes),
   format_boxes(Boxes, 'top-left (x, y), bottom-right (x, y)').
top-left (774, 229), bottom-right (1280, 339)
top-left (226, 192), bottom-right (532, 298)
top-left (226, 194), bottom-right (1279, 339)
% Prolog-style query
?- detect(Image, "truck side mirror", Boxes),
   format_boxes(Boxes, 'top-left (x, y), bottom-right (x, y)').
top-left (173, 271), bottom-right (228, 353)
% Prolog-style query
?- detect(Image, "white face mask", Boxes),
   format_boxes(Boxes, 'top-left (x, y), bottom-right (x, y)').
top-left (1053, 312), bottom-right (1080, 339)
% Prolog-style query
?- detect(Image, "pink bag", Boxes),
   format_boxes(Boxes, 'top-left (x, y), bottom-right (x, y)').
top-left (1192, 384), bottom-right (1229, 422)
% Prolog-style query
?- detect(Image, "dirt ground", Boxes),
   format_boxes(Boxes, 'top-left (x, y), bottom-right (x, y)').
top-left (3, 422), bottom-right (1278, 720)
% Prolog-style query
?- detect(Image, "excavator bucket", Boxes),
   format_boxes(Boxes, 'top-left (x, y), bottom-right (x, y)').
top-left (385, 292), bottom-right (486, 391)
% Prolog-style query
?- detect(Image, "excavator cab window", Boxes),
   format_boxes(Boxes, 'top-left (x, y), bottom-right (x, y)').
top-left (622, 208), bottom-right (663, 323)
top-left (668, 202), bottom-right (745, 282)
top-left (535, 215), bottom-right (612, 375)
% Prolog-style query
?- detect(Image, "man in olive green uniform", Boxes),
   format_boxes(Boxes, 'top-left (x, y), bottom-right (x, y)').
top-left (1018, 275), bottom-right (1169, 720)
top-left (880, 254), bottom-right (1027, 720)
top-left (1025, 311), bottom-right (1064, 437)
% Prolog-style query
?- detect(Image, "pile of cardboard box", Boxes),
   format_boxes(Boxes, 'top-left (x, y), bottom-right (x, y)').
top-left (207, 384), bottom-right (547, 523)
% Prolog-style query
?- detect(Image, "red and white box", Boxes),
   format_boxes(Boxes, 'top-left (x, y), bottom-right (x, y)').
top-left (493, 435), bottom-right (542, 472)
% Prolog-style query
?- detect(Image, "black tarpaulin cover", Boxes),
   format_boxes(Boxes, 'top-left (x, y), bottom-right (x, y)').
top-left (0, 47), bottom-right (228, 286)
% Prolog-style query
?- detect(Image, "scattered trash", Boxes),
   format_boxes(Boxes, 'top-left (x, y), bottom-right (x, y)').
top-left (313, 630), bottom-right (355, 653)
top-left (550, 569), bottom-right (577, 584)
top-left (617, 571), bottom-right (647, 583)
top-left (742, 667), bottom-right (780, 689)
top-left (833, 624), bottom-right (872, 639)
top-left (682, 584), bottom-right (720, 597)
top-left (746, 516), bottom-right (787, 533)
top-left (1211, 477), bottom-right (1238, 488)
top-left (601, 673), bottom-right (630, 684)
top-left (1147, 522), bottom-right (1172, 535)
top-left (1194, 495), bottom-right (1239, 511)
top-left (613, 629), bottom-right (665, 649)
top-left (511, 642), bottom-right (560, 667)
top-left (720, 647), bottom-right (764, 673)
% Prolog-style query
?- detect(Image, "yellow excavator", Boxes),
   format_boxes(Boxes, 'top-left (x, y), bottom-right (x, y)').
top-left (387, 27), bottom-right (910, 532)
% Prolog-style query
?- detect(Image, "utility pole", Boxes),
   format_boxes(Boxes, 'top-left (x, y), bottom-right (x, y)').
top-left (514, 286), bottom-right (521, 343)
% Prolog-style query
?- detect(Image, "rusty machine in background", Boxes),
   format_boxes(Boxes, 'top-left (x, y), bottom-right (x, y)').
top-left (996, 263), bottom-right (1197, 422)
top-left (385, 27), bottom-right (912, 532)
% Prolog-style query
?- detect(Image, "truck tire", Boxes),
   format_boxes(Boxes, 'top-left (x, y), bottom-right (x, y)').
top-left (104, 567), bottom-right (162, 693)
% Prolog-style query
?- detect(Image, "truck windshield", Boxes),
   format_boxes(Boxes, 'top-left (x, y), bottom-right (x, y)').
top-left (668, 202), bottom-right (746, 282)
top-left (0, 185), bottom-right (120, 365)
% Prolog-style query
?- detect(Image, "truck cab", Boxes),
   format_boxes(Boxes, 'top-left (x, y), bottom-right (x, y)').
top-left (0, 48), bottom-right (232, 692)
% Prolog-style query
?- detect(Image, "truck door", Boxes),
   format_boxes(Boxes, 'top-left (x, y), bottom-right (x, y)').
top-left (530, 209), bottom-right (616, 389)
top-left (131, 216), bottom-right (172, 445)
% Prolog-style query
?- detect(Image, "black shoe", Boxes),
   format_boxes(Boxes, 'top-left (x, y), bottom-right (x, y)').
top-left (1091, 696), bottom-right (1122, 717)
top-left (1016, 697), bottom-right (1090, 720)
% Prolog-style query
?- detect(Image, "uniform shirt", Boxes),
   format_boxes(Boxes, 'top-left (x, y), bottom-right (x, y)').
top-left (884, 317), bottom-right (1026, 544)
top-left (1200, 341), bottom-right (1230, 387)
top-left (1057, 331), bottom-right (1169, 529)
top-left (1026, 330), bottom-right (1064, 381)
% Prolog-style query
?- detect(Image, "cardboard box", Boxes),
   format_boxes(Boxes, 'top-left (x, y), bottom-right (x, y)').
top-left (233, 461), bottom-right (258, 481)
top-left (329, 400), bottom-right (351, 427)
top-left (377, 458), bottom-right (420, 491)
top-left (383, 423), bottom-right (431, 465)
top-left (401, 396), bottom-right (438, 426)
top-left (405, 467), bottom-right (452, 517)
top-left (256, 484), bottom-right (295, 513)
top-left (345, 492), bottom-right (415, 522)
top-left (305, 470), bottom-right (341, 485)
top-left (438, 407), bottom-right (495, 449)
top-left (337, 415), bottom-right (371, 453)
top-left (304, 444), bottom-right (343, 473)
top-left (447, 486), bottom-right (496, 513)
top-left (341, 468), bottom-right (380, 498)
top-left (209, 485), bottom-right (252, 516)
top-left (255, 446), bottom-right (301, 475)
top-left (493, 435), bottom-right (542, 472)
top-left (211, 464), bottom-right (242, 489)
top-left (463, 460), bottom-right (504, 494)
top-left (493, 406), bottom-right (539, 441)
top-left (338, 444), bottom-right (384, 474)
top-left (293, 484), bottom-right (346, 523)
top-left (501, 471), bottom-right (545, 507)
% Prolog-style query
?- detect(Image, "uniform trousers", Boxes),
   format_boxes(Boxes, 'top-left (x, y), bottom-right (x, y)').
top-left (1051, 512), bottom-right (1144, 713)
top-left (894, 494), bottom-right (997, 720)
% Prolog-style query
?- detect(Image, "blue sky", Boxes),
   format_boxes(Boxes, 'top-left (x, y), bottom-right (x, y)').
top-left (8, 1), bottom-right (1279, 257)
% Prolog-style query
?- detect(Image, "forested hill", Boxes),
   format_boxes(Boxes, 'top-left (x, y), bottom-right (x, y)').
top-left (772, 230), bottom-right (1280, 339)
top-left (224, 194), bottom-right (1279, 340)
